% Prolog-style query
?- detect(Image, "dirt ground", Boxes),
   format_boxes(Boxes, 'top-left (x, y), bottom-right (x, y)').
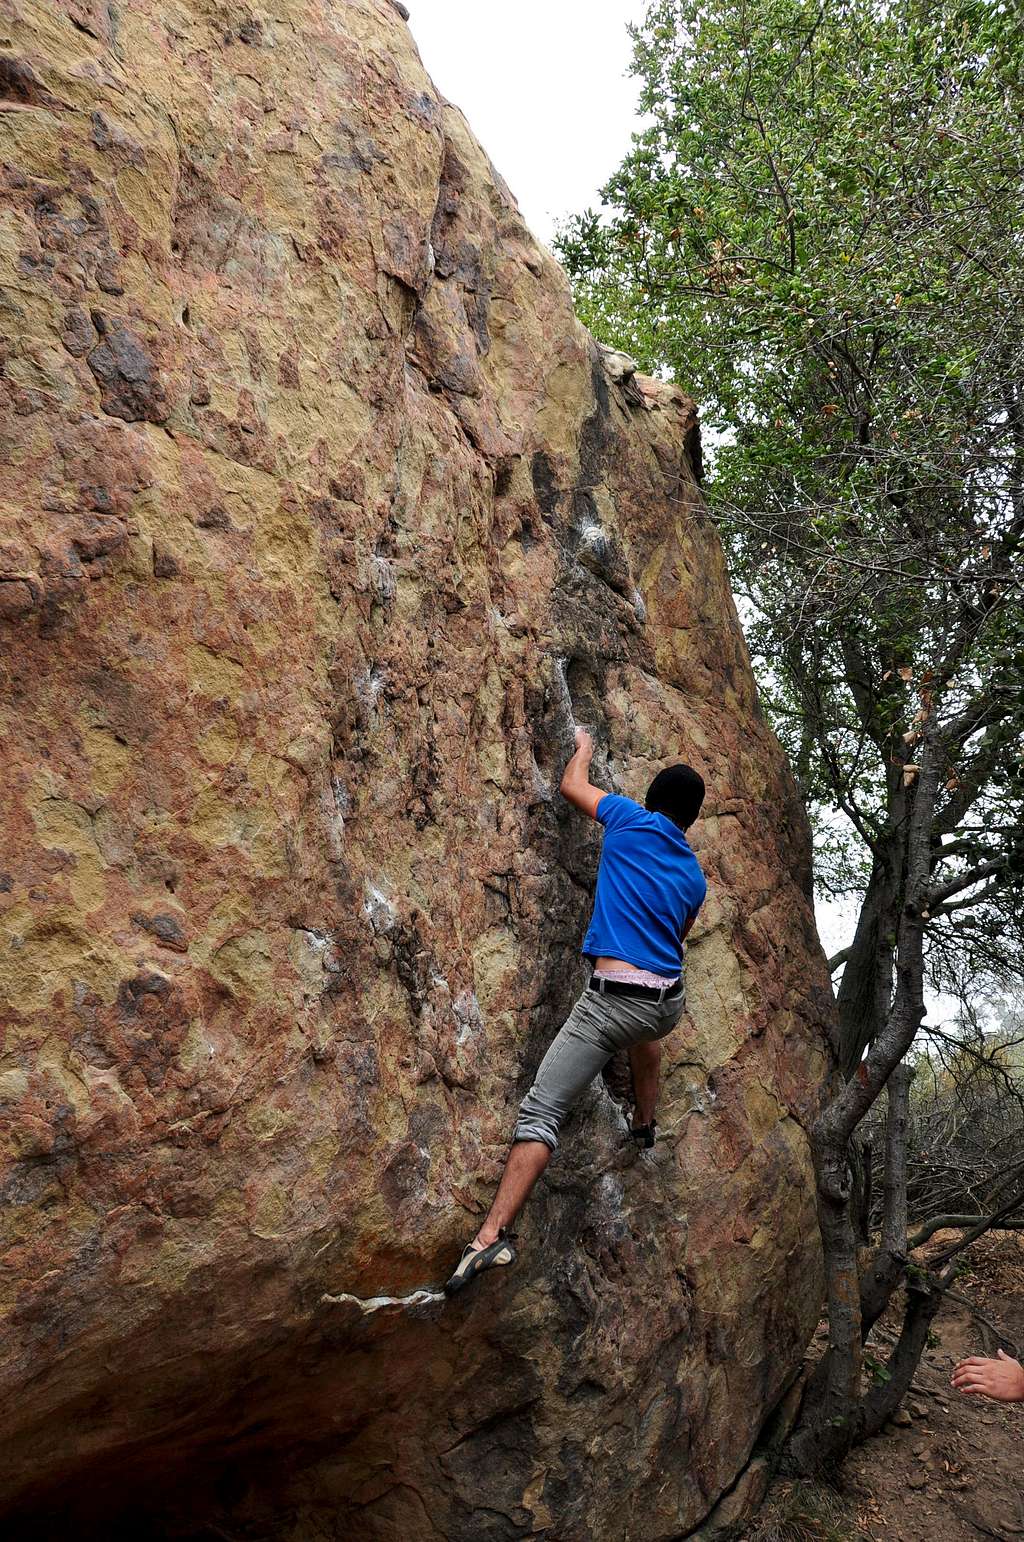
top-left (749, 1227), bottom-right (1023, 1542)
top-left (784, 1232), bottom-right (1024, 1541)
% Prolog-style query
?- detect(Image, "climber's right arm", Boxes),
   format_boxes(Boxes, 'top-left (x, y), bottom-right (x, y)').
top-left (560, 729), bottom-right (606, 820)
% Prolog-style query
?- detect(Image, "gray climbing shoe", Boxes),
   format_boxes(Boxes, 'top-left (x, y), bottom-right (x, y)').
top-left (444, 1228), bottom-right (517, 1295)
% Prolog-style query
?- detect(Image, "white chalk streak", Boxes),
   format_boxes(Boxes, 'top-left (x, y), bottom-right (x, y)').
top-left (321, 1288), bottom-right (445, 1313)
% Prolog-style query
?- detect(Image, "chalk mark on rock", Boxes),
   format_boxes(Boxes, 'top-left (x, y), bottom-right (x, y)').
top-left (321, 1287), bottom-right (445, 1313)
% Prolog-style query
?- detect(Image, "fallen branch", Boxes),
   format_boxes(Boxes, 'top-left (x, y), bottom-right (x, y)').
top-left (909, 1214), bottom-right (1024, 1248)
top-left (929, 1187), bottom-right (1024, 1267)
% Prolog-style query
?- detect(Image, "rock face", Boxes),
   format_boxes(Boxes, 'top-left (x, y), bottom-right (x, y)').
top-left (0, 2), bottom-right (834, 1537)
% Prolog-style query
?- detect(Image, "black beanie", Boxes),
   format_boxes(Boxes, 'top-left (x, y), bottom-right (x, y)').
top-left (645, 764), bottom-right (705, 831)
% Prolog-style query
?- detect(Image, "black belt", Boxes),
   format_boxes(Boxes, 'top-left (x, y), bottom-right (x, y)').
top-left (588, 973), bottom-right (684, 1003)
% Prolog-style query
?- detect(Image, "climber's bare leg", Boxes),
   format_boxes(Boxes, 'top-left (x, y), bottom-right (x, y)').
top-left (629, 1039), bottom-right (661, 1128)
top-left (471, 1038), bottom-right (661, 1253)
top-left (472, 1140), bottom-right (550, 1249)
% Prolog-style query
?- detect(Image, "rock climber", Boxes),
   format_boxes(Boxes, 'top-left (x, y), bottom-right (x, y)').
top-left (445, 727), bottom-right (707, 1294)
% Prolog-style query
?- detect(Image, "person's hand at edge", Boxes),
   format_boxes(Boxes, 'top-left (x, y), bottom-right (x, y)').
top-left (951, 1347), bottom-right (1024, 1402)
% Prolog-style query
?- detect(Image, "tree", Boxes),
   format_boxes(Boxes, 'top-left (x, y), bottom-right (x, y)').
top-left (556, 0), bottom-right (1024, 1474)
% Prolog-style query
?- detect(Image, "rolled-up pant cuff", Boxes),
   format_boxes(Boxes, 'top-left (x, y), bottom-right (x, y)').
top-left (511, 1121), bottom-right (558, 1152)
top-left (511, 983), bottom-right (684, 1157)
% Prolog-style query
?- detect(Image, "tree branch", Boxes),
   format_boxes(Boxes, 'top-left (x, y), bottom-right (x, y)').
top-left (909, 1214), bottom-right (1024, 1249)
top-left (928, 1184), bottom-right (1024, 1268)
top-left (928, 857), bottom-right (1008, 909)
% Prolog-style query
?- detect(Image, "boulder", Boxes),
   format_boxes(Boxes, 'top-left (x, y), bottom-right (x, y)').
top-left (0, 1), bottom-right (834, 1536)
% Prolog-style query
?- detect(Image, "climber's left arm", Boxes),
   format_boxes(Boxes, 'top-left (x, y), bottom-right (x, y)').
top-left (560, 729), bottom-right (606, 820)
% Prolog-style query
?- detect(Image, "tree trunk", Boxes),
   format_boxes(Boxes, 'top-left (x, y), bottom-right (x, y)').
top-left (834, 858), bottom-right (899, 1077)
top-left (851, 1134), bottom-right (873, 1246)
top-left (881, 1061), bottom-right (914, 1258)
top-left (783, 734), bottom-right (941, 1477)
top-left (860, 1271), bottom-right (944, 1437)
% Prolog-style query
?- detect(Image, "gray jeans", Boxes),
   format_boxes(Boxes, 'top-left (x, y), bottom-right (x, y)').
top-left (513, 980), bottom-right (686, 1151)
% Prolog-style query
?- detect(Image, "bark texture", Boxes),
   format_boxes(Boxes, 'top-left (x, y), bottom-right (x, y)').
top-left (0, 2), bottom-right (834, 1536)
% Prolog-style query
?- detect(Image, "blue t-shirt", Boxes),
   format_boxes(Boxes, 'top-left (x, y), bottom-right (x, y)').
top-left (581, 794), bottom-right (707, 976)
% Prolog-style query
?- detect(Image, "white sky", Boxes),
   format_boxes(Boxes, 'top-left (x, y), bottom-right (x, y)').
top-left (406, 1), bottom-right (650, 247)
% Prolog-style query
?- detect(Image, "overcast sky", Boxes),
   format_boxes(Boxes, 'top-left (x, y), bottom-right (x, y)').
top-left (406, 1), bottom-right (650, 247)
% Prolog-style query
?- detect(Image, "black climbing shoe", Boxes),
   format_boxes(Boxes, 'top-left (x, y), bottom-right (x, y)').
top-left (629, 1120), bottom-right (657, 1150)
top-left (444, 1228), bottom-right (518, 1295)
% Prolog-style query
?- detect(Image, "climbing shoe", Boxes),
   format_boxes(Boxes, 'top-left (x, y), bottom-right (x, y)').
top-left (444, 1228), bottom-right (518, 1295)
top-left (629, 1120), bottom-right (657, 1150)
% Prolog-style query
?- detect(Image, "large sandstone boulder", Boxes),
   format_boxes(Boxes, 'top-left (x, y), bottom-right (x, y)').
top-left (0, 2), bottom-right (834, 1536)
